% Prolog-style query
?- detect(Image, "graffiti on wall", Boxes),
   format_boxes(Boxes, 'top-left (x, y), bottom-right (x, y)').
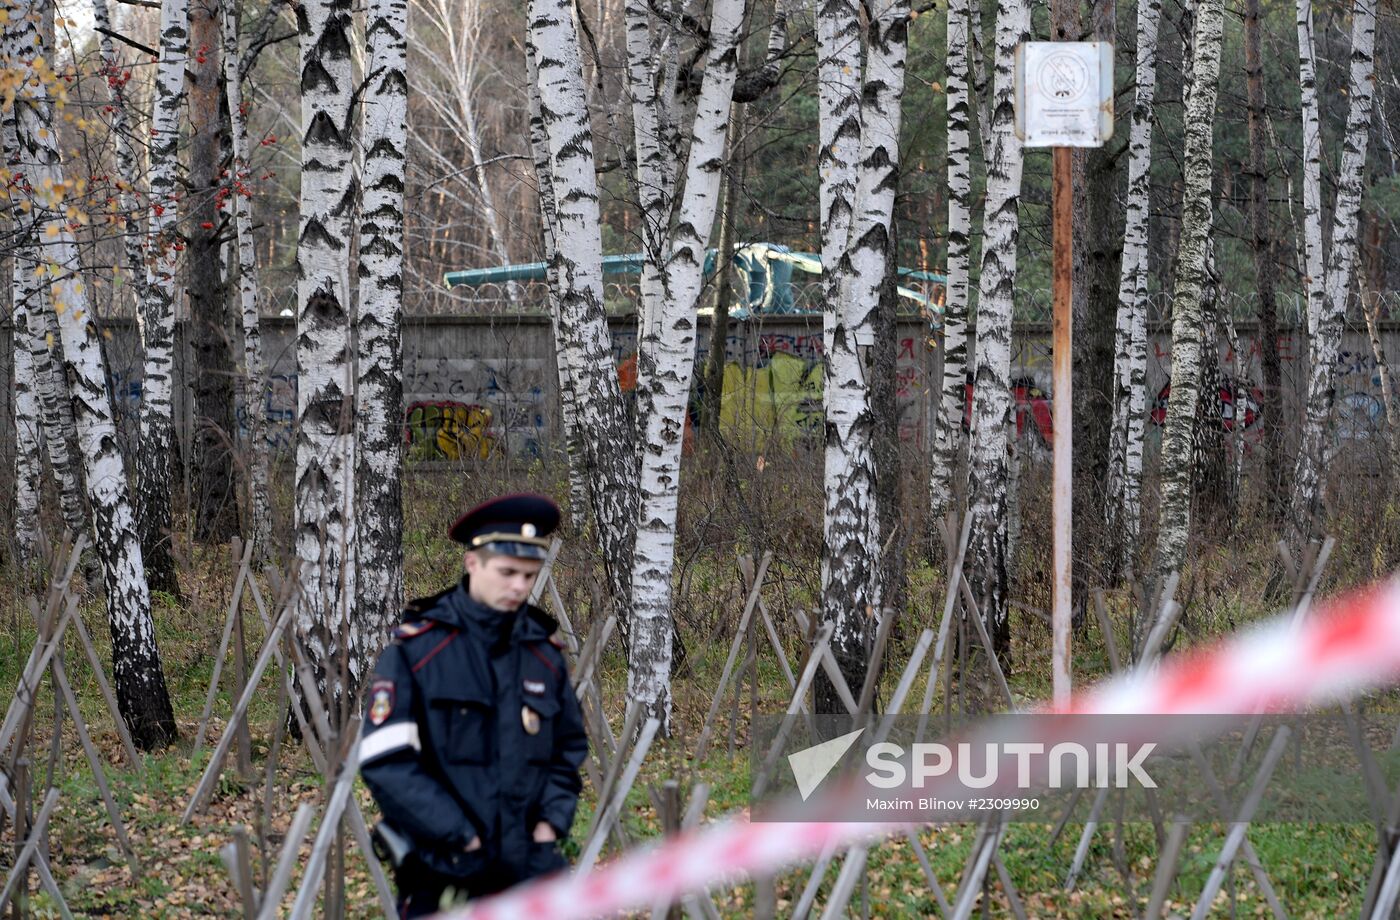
top-left (404, 355), bottom-right (546, 457)
top-left (960, 375), bottom-right (1054, 447)
top-left (716, 350), bottom-right (824, 441)
top-left (684, 333), bottom-right (935, 445)
top-left (232, 373), bottom-right (297, 449)
top-left (405, 401), bottom-right (495, 459)
top-left (1337, 391), bottom-right (1385, 442)
top-left (1150, 375), bottom-right (1264, 432)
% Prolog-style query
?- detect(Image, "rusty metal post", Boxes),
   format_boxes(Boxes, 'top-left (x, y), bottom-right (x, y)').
top-left (1052, 145), bottom-right (1074, 709)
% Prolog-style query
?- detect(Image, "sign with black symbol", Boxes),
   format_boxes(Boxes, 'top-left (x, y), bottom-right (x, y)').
top-left (1015, 42), bottom-right (1114, 147)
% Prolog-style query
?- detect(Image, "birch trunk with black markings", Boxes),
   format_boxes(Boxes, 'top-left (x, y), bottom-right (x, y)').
top-left (7, 0), bottom-right (178, 748)
top-left (528, 0), bottom-right (639, 642)
top-left (1289, 0), bottom-right (1377, 550)
top-left (135, 0), bottom-right (188, 596)
top-left (294, 0), bottom-right (359, 718)
top-left (221, 0), bottom-right (272, 558)
top-left (1107, 0), bottom-right (1163, 581)
top-left (821, 0), bottom-right (909, 711)
top-left (1151, 0), bottom-right (1225, 585)
top-left (930, 0), bottom-right (972, 527)
top-left (355, 0), bottom-right (410, 663)
top-left (966, 0), bottom-right (1030, 659)
top-left (627, 0), bottom-right (744, 726)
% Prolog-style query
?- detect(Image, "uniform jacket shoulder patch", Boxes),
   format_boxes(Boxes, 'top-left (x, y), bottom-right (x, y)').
top-left (368, 679), bottom-right (395, 725)
top-left (393, 620), bottom-right (437, 641)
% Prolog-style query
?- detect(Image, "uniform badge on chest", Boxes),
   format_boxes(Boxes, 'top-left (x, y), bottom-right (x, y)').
top-left (522, 704), bottom-right (541, 735)
top-left (523, 679), bottom-right (546, 696)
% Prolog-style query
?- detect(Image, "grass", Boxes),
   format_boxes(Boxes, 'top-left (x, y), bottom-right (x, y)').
top-left (0, 455), bottom-right (1394, 917)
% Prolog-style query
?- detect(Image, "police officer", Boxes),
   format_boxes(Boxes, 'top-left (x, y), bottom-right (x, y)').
top-left (359, 493), bottom-right (588, 918)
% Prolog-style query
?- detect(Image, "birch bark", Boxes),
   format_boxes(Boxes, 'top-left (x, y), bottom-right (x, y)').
top-left (526, 42), bottom-right (590, 521)
top-left (966, 0), bottom-right (1030, 658)
top-left (355, 0), bottom-right (410, 661)
top-left (7, 2), bottom-right (178, 747)
top-left (221, 0), bottom-right (272, 557)
top-left (626, 0), bottom-right (677, 372)
top-left (136, 0), bottom-right (188, 596)
top-left (627, 0), bottom-right (743, 724)
top-left (294, 0), bottom-right (359, 716)
top-left (32, 284), bottom-right (86, 537)
top-left (412, 0), bottom-right (511, 268)
top-left (930, 0), bottom-right (973, 526)
top-left (528, 0), bottom-right (639, 637)
top-left (1, 1), bottom-right (85, 545)
top-left (1295, 0), bottom-right (1325, 339)
top-left (1289, 0), bottom-right (1376, 549)
top-left (12, 282), bottom-right (44, 566)
top-left (822, 0), bottom-right (909, 706)
top-left (1106, 0), bottom-right (1162, 581)
top-left (91, 0), bottom-right (147, 313)
top-left (1151, 0), bottom-right (1225, 585)
top-left (814, 0), bottom-right (862, 718)
top-left (816, 0), bottom-right (861, 309)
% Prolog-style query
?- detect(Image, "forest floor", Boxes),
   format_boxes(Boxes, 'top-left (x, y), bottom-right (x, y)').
top-left (0, 467), bottom-right (1394, 918)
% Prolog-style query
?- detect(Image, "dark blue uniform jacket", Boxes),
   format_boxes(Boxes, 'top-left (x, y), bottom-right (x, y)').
top-left (359, 578), bottom-right (588, 885)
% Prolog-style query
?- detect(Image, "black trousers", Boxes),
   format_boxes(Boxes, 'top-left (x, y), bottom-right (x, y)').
top-left (394, 861), bottom-right (513, 919)
top-left (394, 843), bottom-right (567, 918)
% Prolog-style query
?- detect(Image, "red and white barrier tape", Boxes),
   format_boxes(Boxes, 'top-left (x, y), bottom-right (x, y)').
top-left (441, 578), bottom-right (1400, 920)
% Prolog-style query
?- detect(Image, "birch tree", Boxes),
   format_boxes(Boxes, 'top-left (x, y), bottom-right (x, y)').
top-left (528, 0), bottom-right (639, 645)
top-left (1289, 0), bottom-right (1377, 549)
top-left (815, 0), bottom-right (863, 714)
top-left (7, 3), bottom-right (178, 747)
top-left (4, 18), bottom-right (43, 567)
top-left (136, 0), bottom-right (188, 597)
top-left (627, 0), bottom-right (744, 723)
top-left (29, 287), bottom-right (86, 538)
top-left (1150, 0), bottom-right (1225, 587)
top-left (410, 0), bottom-right (511, 269)
top-left (821, 0), bottom-right (909, 706)
top-left (221, 0), bottom-right (272, 557)
top-left (1295, 0), bottom-right (1326, 340)
top-left (294, 0), bottom-right (359, 714)
top-left (3, 0), bottom-right (84, 550)
top-left (92, 0), bottom-right (147, 313)
top-left (355, 0), bottom-right (410, 656)
top-left (965, 0), bottom-right (1030, 657)
top-left (1106, 0), bottom-right (1163, 581)
top-left (625, 0), bottom-right (677, 357)
top-left (12, 288), bottom-right (44, 566)
top-left (35, 298), bottom-right (86, 534)
top-left (929, 0), bottom-right (973, 527)
top-left (525, 42), bottom-right (590, 521)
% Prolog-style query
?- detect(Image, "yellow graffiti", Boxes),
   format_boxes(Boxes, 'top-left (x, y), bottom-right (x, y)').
top-left (405, 401), bottom-right (495, 460)
top-left (719, 352), bottom-right (823, 443)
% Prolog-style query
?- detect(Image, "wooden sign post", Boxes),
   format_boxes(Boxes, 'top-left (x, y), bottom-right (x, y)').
top-left (1016, 41), bottom-right (1113, 708)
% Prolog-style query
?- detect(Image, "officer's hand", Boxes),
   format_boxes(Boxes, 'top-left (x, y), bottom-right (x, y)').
top-left (465, 835), bottom-right (482, 852)
top-left (532, 821), bottom-right (557, 843)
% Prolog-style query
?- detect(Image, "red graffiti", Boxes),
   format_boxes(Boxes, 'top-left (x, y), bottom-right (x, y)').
top-left (963, 376), bottom-right (1054, 445)
top-left (1150, 375), bottom-right (1263, 431)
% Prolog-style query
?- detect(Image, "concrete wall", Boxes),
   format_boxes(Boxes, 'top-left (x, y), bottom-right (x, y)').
top-left (4, 314), bottom-right (1397, 467)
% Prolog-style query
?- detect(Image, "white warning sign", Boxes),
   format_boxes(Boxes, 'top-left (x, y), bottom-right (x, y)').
top-left (1016, 42), bottom-right (1113, 147)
